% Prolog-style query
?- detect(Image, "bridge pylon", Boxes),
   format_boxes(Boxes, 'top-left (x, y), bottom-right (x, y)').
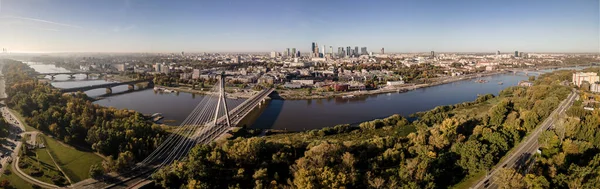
top-left (213, 72), bottom-right (231, 127)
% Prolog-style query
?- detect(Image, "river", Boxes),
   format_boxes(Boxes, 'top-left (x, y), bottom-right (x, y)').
top-left (24, 62), bottom-right (583, 131)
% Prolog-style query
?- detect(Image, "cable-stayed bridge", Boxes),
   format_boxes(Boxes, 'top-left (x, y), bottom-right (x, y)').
top-left (72, 73), bottom-right (274, 189)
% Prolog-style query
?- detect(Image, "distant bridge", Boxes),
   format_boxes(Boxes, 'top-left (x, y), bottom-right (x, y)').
top-left (506, 69), bottom-right (544, 75)
top-left (60, 79), bottom-right (154, 94)
top-left (33, 71), bottom-right (119, 79)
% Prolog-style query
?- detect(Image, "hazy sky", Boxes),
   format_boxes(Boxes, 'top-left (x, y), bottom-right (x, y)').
top-left (0, 0), bottom-right (598, 53)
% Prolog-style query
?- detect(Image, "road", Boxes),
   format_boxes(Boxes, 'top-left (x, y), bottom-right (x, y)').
top-left (473, 90), bottom-right (578, 189)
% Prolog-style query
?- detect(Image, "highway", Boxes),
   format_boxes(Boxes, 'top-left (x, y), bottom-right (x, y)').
top-left (473, 90), bottom-right (578, 189)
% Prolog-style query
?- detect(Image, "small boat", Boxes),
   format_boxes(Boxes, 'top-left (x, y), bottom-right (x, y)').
top-left (342, 95), bottom-right (355, 99)
top-left (498, 82), bottom-right (503, 85)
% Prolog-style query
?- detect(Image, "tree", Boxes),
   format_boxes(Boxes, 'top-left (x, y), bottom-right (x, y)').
top-left (89, 164), bottom-right (104, 179)
top-left (495, 168), bottom-right (525, 189)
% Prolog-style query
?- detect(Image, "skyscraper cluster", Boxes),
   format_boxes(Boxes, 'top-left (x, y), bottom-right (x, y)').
top-left (309, 42), bottom-right (371, 58)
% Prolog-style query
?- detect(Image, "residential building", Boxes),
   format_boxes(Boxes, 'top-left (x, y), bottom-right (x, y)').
top-left (291, 79), bottom-right (314, 86)
top-left (518, 81), bottom-right (533, 87)
top-left (114, 64), bottom-right (125, 72)
top-left (386, 80), bottom-right (405, 86)
top-left (180, 72), bottom-right (192, 80)
top-left (192, 69), bottom-right (200, 79)
top-left (591, 82), bottom-right (600, 93)
top-left (572, 72), bottom-right (599, 87)
top-left (284, 82), bottom-right (302, 89)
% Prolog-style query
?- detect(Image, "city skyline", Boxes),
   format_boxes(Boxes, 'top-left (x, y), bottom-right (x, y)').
top-left (0, 0), bottom-right (598, 53)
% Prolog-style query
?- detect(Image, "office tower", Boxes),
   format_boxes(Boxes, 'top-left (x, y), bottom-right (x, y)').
top-left (181, 51), bottom-right (185, 56)
top-left (329, 46), bottom-right (333, 56)
top-left (315, 43), bottom-right (320, 57)
top-left (519, 52), bottom-right (524, 58)
top-left (361, 47), bottom-right (367, 55)
top-left (292, 48), bottom-right (297, 58)
top-left (514, 51), bottom-right (519, 57)
top-left (270, 51), bottom-right (277, 58)
top-left (237, 56), bottom-right (242, 63)
top-left (431, 51), bottom-right (435, 58)
top-left (354, 46), bottom-right (359, 57)
top-left (496, 50), bottom-right (500, 55)
top-left (346, 46), bottom-right (351, 57)
top-left (286, 48), bottom-right (290, 57)
top-left (297, 51), bottom-right (301, 57)
top-left (322, 45), bottom-right (326, 55)
top-left (311, 42), bottom-right (316, 54)
top-left (381, 48), bottom-right (385, 54)
top-left (338, 47), bottom-right (343, 57)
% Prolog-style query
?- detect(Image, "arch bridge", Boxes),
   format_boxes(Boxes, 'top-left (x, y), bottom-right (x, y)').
top-left (33, 71), bottom-right (119, 80)
top-left (59, 79), bottom-right (154, 94)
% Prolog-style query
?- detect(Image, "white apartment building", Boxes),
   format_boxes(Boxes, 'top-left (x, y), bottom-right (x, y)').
top-left (572, 72), bottom-right (599, 87)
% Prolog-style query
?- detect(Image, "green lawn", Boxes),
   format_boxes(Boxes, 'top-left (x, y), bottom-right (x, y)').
top-left (0, 165), bottom-right (34, 189)
top-left (40, 135), bottom-right (103, 182)
top-left (18, 149), bottom-right (66, 186)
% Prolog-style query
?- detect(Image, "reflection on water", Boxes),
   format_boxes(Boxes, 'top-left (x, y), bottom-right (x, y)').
top-left (251, 74), bottom-right (529, 131)
top-left (25, 62), bottom-right (591, 130)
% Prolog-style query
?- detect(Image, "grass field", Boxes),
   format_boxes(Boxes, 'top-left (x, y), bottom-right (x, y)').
top-left (0, 165), bottom-right (34, 189)
top-left (18, 148), bottom-right (66, 186)
top-left (40, 135), bottom-right (103, 182)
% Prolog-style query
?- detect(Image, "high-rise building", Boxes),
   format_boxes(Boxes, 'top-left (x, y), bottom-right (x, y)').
top-left (338, 47), bottom-right (343, 57)
top-left (270, 51), bottom-right (277, 58)
top-left (311, 42), bottom-right (316, 54)
top-left (496, 50), bottom-right (500, 55)
top-left (286, 48), bottom-right (290, 57)
top-left (354, 46), bottom-right (359, 56)
top-left (329, 46), bottom-right (333, 56)
top-left (237, 56), bottom-right (242, 63)
top-left (322, 45), bottom-right (326, 55)
top-left (431, 51), bottom-right (435, 58)
top-left (514, 51), bottom-right (519, 57)
top-left (361, 47), bottom-right (367, 55)
top-left (346, 46), bottom-right (351, 57)
top-left (381, 48), bottom-right (385, 54)
top-left (297, 51), bottom-right (301, 57)
top-left (181, 51), bottom-right (185, 56)
top-left (292, 48), bottom-right (297, 58)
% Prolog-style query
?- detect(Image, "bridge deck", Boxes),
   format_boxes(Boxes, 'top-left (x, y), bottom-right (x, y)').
top-left (60, 79), bottom-right (153, 93)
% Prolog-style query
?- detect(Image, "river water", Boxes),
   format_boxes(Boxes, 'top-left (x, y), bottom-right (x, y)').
top-left (25, 62), bottom-right (583, 131)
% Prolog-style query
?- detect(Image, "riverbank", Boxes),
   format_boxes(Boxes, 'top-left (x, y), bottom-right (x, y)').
top-left (278, 71), bottom-right (507, 100)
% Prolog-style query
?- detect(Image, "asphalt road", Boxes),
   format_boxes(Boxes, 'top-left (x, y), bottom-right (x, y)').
top-left (473, 90), bottom-right (577, 189)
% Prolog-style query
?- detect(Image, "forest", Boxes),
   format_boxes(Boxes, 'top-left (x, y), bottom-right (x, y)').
top-left (151, 70), bottom-right (578, 188)
top-left (1, 60), bottom-right (167, 172)
top-left (495, 68), bottom-right (600, 189)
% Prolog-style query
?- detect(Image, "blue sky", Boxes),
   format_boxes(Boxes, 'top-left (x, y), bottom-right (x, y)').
top-left (0, 0), bottom-right (598, 53)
